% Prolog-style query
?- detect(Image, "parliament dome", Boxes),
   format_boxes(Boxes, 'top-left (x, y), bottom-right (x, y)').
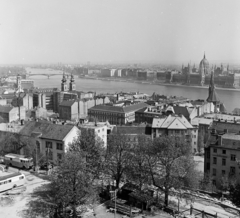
top-left (199, 53), bottom-right (210, 75)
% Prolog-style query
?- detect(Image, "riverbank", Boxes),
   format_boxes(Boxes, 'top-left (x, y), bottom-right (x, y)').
top-left (78, 76), bottom-right (240, 92)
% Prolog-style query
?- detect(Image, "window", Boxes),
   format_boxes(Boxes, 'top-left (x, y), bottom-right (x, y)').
top-left (207, 163), bottom-right (210, 170)
top-left (231, 155), bottom-right (236, 161)
top-left (212, 180), bottom-right (216, 186)
top-left (212, 168), bottom-right (216, 176)
top-left (222, 158), bottom-right (226, 166)
top-left (57, 143), bottom-right (63, 150)
top-left (206, 151), bottom-right (210, 158)
top-left (46, 141), bottom-right (52, 149)
top-left (98, 130), bottom-right (100, 133)
top-left (222, 150), bottom-right (226, 154)
top-left (102, 128), bottom-right (104, 131)
top-left (213, 148), bottom-right (217, 153)
top-left (222, 170), bottom-right (225, 175)
top-left (230, 167), bottom-right (236, 175)
top-left (213, 157), bottom-right (217, 164)
top-left (194, 142), bottom-right (196, 145)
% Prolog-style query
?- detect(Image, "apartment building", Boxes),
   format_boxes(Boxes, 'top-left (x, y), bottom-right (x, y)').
top-left (205, 118), bottom-right (240, 187)
top-left (152, 114), bottom-right (195, 152)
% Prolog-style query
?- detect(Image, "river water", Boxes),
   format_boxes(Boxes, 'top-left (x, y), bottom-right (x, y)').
top-left (27, 68), bottom-right (240, 112)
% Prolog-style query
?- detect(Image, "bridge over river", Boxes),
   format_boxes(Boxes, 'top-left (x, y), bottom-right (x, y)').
top-left (27, 73), bottom-right (71, 79)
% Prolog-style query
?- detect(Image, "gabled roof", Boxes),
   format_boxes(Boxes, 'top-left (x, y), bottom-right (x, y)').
top-left (152, 115), bottom-right (193, 129)
top-left (168, 118), bottom-right (187, 130)
top-left (19, 121), bottom-right (76, 141)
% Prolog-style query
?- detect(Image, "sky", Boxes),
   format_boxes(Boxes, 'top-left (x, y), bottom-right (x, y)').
top-left (0, 0), bottom-right (240, 65)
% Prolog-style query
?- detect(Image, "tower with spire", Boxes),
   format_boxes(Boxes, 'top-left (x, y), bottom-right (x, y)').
top-left (206, 70), bottom-right (220, 111)
top-left (69, 74), bottom-right (76, 91)
top-left (61, 72), bottom-right (68, 92)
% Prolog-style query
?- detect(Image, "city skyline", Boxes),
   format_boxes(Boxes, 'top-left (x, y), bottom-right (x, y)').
top-left (1, 0), bottom-right (240, 65)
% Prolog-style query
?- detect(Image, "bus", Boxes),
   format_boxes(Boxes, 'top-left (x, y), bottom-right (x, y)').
top-left (4, 153), bottom-right (33, 169)
top-left (0, 172), bottom-right (25, 192)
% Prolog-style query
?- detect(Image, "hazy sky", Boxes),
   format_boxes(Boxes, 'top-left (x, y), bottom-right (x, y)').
top-left (1, 0), bottom-right (240, 65)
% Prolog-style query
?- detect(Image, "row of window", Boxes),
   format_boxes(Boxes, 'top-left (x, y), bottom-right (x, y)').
top-left (213, 148), bottom-right (226, 154)
top-left (213, 155), bottom-right (236, 165)
top-left (212, 167), bottom-right (236, 176)
top-left (45, 150), bottom-right (62, 161)
top-left (46, 141), bottom-right (63, 150)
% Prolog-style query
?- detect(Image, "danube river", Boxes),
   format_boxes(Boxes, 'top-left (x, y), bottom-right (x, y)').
top-left (27, 68), bottom-right (240, 112)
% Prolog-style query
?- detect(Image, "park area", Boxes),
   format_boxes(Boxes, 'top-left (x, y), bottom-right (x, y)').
top-left (0, 158), bottom-right (239, 218)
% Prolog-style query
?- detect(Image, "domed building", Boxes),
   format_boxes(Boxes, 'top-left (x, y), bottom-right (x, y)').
top-left (199, 53), bottom-right (210, 76)
top-left (198, 53), bottom-right (210, 86)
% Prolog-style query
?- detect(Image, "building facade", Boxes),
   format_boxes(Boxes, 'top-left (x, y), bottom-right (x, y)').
top-left (152, 114), bottom-right (195, 152)
top-left (205, 119), bottom-right (240, 187)
top-left (19, 121), bottom-right (79, 164)
top-left (88, 102), bottom-right (148, 125)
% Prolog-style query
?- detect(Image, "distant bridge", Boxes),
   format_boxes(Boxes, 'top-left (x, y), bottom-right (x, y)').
top-left (27, 73), bottom-right (71, 79)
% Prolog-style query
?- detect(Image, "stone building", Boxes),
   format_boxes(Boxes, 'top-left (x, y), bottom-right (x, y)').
top-left (88, 102), bottom-right (148, 125)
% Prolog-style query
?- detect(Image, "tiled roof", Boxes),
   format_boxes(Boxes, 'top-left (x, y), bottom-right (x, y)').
top-left (89, 102), bottom-right (147, 114)
top-left (152, 114), bottom-right (193, 129)
top-left (19, 121), bottom-right (75, 141)
top-left (59, 100), bottom-right (76, 107)
top-left (173, 106), bottom-right (190, 119)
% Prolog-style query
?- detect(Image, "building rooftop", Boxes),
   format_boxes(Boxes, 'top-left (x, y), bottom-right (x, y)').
top-left (191, 117), bottom-right (213, 126)
top-left (89, 102), bottom-right (148, 114)
top-left (0, 105), bottom-right (14, 113)
top-left (152, 114), bottom-right (193, 129)
top-left (19, 121), bottom-right (76, 141)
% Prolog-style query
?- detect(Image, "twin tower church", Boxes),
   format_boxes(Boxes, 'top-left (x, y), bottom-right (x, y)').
top-left (61, 73), bottom-right (76, 92)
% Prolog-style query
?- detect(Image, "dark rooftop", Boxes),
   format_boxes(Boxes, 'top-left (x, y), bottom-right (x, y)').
top-left (19, 121), bottom-right (76, 141)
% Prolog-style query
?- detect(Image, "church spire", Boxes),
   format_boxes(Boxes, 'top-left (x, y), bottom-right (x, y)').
top-left (204, 52), bottom-right (206, 59)
top-left (206, 71), bottom-right (220, 104)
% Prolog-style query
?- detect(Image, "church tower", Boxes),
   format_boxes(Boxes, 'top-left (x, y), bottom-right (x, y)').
top-left (61, 72), bottom-right (68, 92)
top-left (69, 74), bottom-right (76, 91)
top-left (207, 70), bottom-right (220, 111)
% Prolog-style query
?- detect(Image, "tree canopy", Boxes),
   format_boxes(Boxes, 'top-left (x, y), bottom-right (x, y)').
top-left (147, 135), bottom-right (197, 206)
top-left (50, 152), bottom-right (96, 217)
top-left (68, 128), bottom-right (106, 182)
top-left (105, 133), bottom-right (132, 188)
